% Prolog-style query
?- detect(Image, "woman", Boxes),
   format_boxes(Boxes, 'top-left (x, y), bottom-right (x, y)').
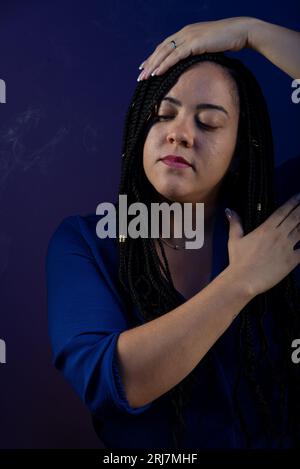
top-left (46, 17), bottom-right (300, 449)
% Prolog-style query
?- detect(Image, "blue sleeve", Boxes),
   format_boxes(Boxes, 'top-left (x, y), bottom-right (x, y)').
top-left (46, 216), bottom-right (153, 419)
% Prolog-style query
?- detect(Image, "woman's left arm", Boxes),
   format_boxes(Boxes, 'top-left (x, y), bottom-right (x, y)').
top-left (248, 18), bottom-right (300, 79)
top-left (138, 17), bottom-right (300, 80)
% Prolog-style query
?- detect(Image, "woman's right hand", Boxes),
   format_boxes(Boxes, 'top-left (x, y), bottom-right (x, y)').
top-left (226, 194), bottom-right (300, 298)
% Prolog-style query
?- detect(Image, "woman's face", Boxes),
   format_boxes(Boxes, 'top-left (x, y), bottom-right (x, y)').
top-left (143, 61), bottom-right (240, 205)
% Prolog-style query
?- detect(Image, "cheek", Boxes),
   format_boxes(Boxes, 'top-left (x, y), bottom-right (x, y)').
top-left (204, 131), bottom-right (237, 174)
top-left (143, 131), bottom-right (159, 169)
top-left (214, 126), bottom-right (238, 157)
top-left (143, 143), bottom-right (155, 181)
top-left (143, 143), bottom-right (151, 175)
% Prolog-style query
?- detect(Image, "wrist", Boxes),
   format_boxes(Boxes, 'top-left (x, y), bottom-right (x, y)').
top-left (221, 265), bottom-right (257, 303)
top-left (246, 17), bottom-right (267, 52)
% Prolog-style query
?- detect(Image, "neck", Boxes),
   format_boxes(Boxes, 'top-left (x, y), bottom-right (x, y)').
top-left (155, 189), bottom-right (220, 243)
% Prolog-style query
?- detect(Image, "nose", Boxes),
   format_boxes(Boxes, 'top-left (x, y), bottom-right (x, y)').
top-left (166, 118), bottom-right (195, 148)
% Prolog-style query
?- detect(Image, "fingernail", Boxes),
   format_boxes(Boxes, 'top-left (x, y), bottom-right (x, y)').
top-left (138, 62), bottom-right (145, 70)
top-left (137, 70), bottom-right (145, 82)
top-left (225, 208), bottom-right (232, 219)
top-left (151, 67), bottom-right (160, 76)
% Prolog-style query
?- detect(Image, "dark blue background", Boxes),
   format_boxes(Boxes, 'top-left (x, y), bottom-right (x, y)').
top-left (0, 0), bottom-right (299, 449)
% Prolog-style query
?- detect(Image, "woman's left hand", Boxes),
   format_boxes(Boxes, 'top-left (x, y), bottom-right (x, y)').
top-left (137, 16), bottom-right (256, 81)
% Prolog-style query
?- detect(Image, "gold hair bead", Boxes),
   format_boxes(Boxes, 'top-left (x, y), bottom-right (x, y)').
top-left (257, 202), bottom-right (262, 211)
top-left (146, 103), bottom-right (158, 122)
top-left (119, 234), bottom-right (127, 243)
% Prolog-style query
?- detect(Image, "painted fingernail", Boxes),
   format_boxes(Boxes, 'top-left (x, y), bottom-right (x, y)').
top-left (138, 61), bottom-right (145, 70)
top-left (151, 67), bottom-right (160, 76)
top-left (137, 70), bottom-right (147, 81)
top-left (225, 208), bottom-right (232, 219)
top-left (137, 70), bottom-right (145, 82)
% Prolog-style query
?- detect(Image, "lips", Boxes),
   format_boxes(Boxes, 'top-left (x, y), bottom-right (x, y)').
top-left (160, 155), bottom-right (192, 169)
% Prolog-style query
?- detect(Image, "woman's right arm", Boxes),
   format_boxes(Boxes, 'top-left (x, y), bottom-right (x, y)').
top-left (117, 194), bottom-right (300, 408)
top-left (117, 265), bottom-right (251, 408)
top-left (46, 194), bottom-right (300, 416)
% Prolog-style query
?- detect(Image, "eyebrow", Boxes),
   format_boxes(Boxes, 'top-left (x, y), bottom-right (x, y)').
top-left (161, 96), bottom-right (229, 116)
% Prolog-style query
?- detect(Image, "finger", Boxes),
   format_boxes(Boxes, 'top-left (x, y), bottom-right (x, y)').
top-left (138, 48), bottom-right (173, 80)
top-left (142, 31), bottom-right (183, 69)
top-left (150, 45), bottom-right (193, 77)
top-left (289, 246), bottom-right (300, 270)
top-left (287, 222), bottom-right (300, 245)
top-left (226, 209), bottom-right (244, 240)
top-left (268, 194), bottom-right (300, 229)
top-left (140, 37), bottom-right (175, 72)
top-left (280, 203), bottom-right (300, 234)
top-left (142, 37), bottom-right (185, 78)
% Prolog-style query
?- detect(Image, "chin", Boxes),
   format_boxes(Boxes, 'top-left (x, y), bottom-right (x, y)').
top-left (146, 173), bottom-right (189, 201)
top-left (157, 190), bottom-right (190, 204)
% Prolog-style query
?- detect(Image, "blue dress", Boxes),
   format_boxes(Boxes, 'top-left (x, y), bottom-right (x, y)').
top-left (46, 158), bottom-right (300, 449)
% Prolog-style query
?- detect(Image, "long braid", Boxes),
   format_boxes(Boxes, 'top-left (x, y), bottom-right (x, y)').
top-left (231, 65), bottom-right (280, 446)
top-left (113, 52), bottom-right (300, 449)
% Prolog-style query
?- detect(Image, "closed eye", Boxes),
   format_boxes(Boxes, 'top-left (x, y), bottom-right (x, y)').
top-left (155, 115), bottom-right (217, 131)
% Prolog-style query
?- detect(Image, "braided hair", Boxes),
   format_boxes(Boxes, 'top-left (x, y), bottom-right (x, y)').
top-left (113, 52), bottom-right (300, 449)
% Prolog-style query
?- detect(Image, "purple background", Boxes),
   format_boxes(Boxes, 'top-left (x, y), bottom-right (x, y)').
top-left (0, 0), bottom-right (299, 449)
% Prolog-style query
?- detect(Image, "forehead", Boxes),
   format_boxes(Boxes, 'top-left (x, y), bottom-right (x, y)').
top-left (161, 61), bottom-right (239, 111)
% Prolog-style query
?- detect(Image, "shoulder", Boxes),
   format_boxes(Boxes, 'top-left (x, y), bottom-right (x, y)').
top-left (46, 212), bottom-right (119, 273)
top-left (45, 212), bottom-right (141, 335)
top-left (47, 212), bottom-right (115, 250)
top-left (46, 213), bottom-right (98, 255)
